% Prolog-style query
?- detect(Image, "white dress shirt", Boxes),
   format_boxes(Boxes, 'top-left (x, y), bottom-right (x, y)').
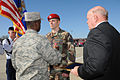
top-left (2, 37), bottom-right (14, 59)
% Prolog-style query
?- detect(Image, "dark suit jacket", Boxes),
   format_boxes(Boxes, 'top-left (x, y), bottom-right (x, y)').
top-left (78, 22), bottom-right (120, 80)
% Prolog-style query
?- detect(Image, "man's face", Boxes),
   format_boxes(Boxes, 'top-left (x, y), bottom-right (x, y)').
top-left (87, 12), bottom-right (96, 30)
top-left (49, 19), bottom-right (60, 29)
top-left (8, 30), bottom-right (16, 40)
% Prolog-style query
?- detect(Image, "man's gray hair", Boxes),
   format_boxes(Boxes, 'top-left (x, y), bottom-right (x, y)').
top-left (92, 8), bottom-right (108, 20)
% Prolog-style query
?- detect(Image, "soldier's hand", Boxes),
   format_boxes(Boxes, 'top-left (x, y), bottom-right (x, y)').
top-left (53, 43), bottom-right (59, 50)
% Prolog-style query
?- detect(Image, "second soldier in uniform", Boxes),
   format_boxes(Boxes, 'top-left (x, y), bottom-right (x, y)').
top-left (46, 14), bottom-right (76, 80)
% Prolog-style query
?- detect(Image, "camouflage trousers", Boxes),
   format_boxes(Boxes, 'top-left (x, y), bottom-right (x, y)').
top-left (49, 70), bottom-right (70, 80)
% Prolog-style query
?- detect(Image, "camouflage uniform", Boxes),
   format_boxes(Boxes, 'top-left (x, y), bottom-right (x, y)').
top-left (46, 28), bottom-right (76, 80)
top-left (11, 29), bottom-right (61, 80)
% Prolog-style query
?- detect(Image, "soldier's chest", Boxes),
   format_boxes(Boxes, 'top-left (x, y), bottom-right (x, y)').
top-left (48, 34), bottom-right (67, 45)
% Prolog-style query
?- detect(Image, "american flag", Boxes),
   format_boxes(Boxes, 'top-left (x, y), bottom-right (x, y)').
top-left (0, 0), bottom-right (25, 35)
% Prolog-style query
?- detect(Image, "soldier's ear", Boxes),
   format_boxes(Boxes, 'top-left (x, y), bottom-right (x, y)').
top-left (8, 31), bottom-right (10, 34)
top-left (58, 20), bottom-right (60, 24)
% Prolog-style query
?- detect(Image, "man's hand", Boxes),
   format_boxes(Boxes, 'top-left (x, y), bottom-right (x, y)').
top-left (70, 66), bottom-right (79, 77)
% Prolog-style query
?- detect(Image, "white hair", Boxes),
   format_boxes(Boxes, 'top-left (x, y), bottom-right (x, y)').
top-left (92, 8), bottom-right (108, 20)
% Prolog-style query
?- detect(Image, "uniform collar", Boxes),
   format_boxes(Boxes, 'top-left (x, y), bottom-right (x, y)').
top-left (25, 29), bottom-right (38, 34)
top-left (51, 28), bottom-right (62, 34)
top-left (51, 28), bottom-right (62, 36)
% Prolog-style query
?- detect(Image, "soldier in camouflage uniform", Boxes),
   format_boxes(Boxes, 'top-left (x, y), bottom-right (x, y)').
top-left (11, 12), bottom-right (61, 80)
top-left (46, 14), bottom-right (76, 80)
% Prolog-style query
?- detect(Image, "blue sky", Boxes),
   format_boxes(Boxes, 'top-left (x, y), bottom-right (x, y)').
top-left (0, 0), bottom-right (120, 38)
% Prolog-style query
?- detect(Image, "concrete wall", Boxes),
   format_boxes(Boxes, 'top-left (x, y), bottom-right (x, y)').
top-left (0, 47), bottom-right (83, 80)
top-left (0, 54), bottom-right (7, 80)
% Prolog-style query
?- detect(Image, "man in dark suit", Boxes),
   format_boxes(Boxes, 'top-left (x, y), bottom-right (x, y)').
top-left (71, 6), bottom-right (120, 80)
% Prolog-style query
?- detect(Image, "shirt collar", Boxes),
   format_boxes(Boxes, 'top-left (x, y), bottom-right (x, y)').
top-left (8, 37), bottom-right (13, 41)
top-left (95, 20), bottom-right (108, 28)
top-left (26, 29), bottom-right (38, 34)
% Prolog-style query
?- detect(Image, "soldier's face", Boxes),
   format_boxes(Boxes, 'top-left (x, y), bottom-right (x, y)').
top-left (36, 20), bottom-right (41, 32)
top-left (49, 19), bottom-right (60, 29)
top-left (8, 30), bottom-right (16, 40)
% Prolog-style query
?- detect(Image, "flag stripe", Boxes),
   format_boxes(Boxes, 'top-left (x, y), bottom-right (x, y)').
top-left (1, 6), bottom-right (18, 22)
top-left (0, 2), bottom-right (1, 11)
top-left (2, 0), bottom-right (18, 18)
top-left (8, 0), bottom-right (21, 17)
top-left (1, 9), bottom-right (17, 23)
top-left (1, 5), bottom-right (24, 31)
top-left (0, 0), bottom-right (26, 35)
top-left (1, 9), bottom-right (25, 33)
top-left (1, 1), bottom-right (20, 18)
